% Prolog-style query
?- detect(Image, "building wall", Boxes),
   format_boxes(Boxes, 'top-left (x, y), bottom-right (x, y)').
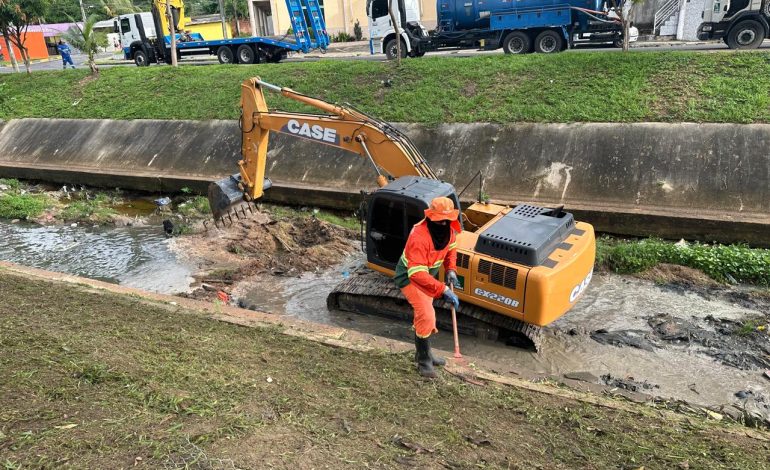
top-left (186, 21), bottom-right (233, 41)
top-left (677, 0), bottom-right (707, 40)
top-left (267, 0), bottom-right (438, 38)
top-left (0, 32), bottom-right (48, 60)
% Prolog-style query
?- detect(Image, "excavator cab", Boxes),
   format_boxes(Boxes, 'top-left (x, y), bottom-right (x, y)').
top-left (365, 176), bottom-right (461, 272)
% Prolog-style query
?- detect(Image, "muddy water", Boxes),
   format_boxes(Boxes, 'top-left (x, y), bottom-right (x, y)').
top-left (236, 254), bottom-right (769, 411)
top-left (0, 222), bottom-right (194, 294)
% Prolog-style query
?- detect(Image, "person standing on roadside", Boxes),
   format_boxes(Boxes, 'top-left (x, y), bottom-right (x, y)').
top-left (58, 40), bottom-right (76, 69)
top-left (394, 196), bottom-right (462, 378)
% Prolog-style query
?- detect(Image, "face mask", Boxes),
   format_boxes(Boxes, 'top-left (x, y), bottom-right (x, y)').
top-left (426, 218), bottom-right (450, 250)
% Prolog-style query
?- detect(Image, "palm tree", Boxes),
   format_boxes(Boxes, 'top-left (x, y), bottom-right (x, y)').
top-left (64, 14), bottom-right (106, 74)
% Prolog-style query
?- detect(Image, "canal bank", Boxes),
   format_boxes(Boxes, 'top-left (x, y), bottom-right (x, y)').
top-left (0, 119), bottom-right (769, 245)
top-left (1, 263), bottom-right (769, 468)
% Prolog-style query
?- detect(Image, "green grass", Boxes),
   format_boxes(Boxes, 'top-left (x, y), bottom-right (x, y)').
top-left (263, 203), bottom-right (359, 230)
top-left (596, 237), bottom-right (770, 286)
top-left (0, 180), bottom-right (52, 220)
top-left (1, 272), bottom-right (769, 468)
top-left (176, 195), bottom-right (210, 217)
top-left (60, 193), bottom-right (118, 223)
top-left (3, 52), bottom-right (770, 123)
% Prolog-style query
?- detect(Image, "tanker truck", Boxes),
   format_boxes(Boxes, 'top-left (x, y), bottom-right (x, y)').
top-left (368, 0), bottom-right (637, 58)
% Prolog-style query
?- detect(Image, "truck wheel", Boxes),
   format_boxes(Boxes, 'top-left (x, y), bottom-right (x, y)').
top-left (726, 20), bottom-right (766, 49)
top-left (534, 30), bottom-right (563, 53)
top-left (763, 0), bottom-right (770, 18)
top-left (385, 38), bottom-right (407, 60)
top-left (133, 50), bottom-right (149, 67)
top-left (502, 31), bottom-right (531, 54)
top-left (236, 45), bottom-right (255, 64)
top-left (217, 46), bottom-right (235, 64)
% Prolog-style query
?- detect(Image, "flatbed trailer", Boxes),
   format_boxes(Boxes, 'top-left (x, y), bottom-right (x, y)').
top-left (117, 0), bottom-right (329, 66)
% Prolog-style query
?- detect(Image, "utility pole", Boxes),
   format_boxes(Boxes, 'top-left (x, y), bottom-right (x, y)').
top-left (218, 0), bottom-right (229, 39)
top-left (78, 0), bottom-right (87, 23)
top-left (166, 0), bottom-right (178, 66)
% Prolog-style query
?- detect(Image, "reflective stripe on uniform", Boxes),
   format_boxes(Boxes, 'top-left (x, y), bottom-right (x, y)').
top-left (448, 242), bottom-right (457, 250)
top-left (407, 265), bottom-right (429, 277)
top-left (431, 260), bottom-right (443, 268)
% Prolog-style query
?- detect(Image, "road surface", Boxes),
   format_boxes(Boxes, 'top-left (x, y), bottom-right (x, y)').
top-left (2, 40), bottom-right (768, 73)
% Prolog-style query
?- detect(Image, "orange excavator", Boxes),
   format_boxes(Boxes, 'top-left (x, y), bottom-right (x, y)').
top-left (208, 77), bottom-right (596, 349)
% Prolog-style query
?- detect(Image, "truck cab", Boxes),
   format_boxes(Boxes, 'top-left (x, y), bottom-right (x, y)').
top-left (114, 12), bottom-right (157, 63)
top-left (698, 0), bottom-right (770, 48)
top-left (367, 0), bottom-right (425, 57)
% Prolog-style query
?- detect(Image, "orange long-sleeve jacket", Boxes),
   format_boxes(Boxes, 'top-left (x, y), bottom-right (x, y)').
top-left (393, 220), bottom-right (458, 298)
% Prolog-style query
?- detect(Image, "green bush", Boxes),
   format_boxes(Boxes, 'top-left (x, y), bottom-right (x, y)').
top-left (596, 237), bottom-right (770, 286)
top-left (353, 20), bottom-right (363, 41)
top-left (61, 193), bottom-right (117, 223)
top-left (0, 178), bottom-right (21, 190)
top-left (0, 193), bottom-right (51, 220)
top-left (331, 31), bottom-right (355, 43)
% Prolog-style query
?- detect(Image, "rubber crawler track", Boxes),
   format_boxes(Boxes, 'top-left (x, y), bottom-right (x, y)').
top-left (327, 271), bottom-right (543, 351)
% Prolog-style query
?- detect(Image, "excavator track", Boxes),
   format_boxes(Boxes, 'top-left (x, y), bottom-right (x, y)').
top-left (327, 271), bottom-right (543, 351)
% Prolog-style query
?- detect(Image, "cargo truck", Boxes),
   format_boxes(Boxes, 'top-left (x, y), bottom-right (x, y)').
top-left (697, 0), bottom-right (770, 49)
top-left (368, 0), bottom-right (637, 58)
top-left (116, 0), bottom-right (329, 66)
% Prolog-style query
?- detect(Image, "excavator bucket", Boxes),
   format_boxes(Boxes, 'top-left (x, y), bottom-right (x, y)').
top-left (207, 174), bottom-right (272, 222)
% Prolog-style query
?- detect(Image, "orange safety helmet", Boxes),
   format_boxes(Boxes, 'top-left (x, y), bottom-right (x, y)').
top-left (424, 197), bottom-right (461, 232)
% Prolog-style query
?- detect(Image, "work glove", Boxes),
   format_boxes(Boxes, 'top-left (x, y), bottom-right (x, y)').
top-left (442, 286), bottom-right (460, 310)
top-left (445, 269), bottom-right (459, 288)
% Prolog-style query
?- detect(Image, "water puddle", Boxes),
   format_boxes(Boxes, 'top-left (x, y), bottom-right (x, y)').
top-left (0, 222), bottom-right (194, 294)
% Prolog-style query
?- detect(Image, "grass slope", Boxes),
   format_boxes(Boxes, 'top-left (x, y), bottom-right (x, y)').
top-left (2, 52), bottom-right (770, 123)
top-left (1, 272), bottom-right (769, 468)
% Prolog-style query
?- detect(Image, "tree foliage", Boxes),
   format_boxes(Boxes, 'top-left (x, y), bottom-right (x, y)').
top-left (63, 13), bottom-right (107, 74)
top-left (0, 0), bottom-right (49, 73)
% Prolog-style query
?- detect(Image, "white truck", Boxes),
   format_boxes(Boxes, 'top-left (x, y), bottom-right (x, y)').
top-left (698, 0), bottom-right (770, 48)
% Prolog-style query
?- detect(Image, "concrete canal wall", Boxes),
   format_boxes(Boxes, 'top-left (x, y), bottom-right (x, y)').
top-left (0, 118), bottom-right (768, 245)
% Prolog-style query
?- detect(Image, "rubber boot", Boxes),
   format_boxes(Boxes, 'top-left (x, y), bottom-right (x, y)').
top-left (414, 336), bottom-right (446, 367)
top-left (415, 335), bottom-right (437, 378)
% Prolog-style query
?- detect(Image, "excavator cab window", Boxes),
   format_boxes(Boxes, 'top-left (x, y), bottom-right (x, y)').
top-left (367, 196), bottom-right (407, 267)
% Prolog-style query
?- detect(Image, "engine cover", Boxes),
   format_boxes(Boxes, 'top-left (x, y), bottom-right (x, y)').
top-left (474, 204), bottom-right (575, 266)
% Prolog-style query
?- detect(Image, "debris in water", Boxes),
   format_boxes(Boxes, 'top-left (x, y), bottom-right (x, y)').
top-left (600, 374), bottom-right (659, 393)
top-left (154, 196), bottom-right (171, 207)
top-left (563, 371), bottom-right (599, 384)
top-left (590, 329), bottom-right (657, 352)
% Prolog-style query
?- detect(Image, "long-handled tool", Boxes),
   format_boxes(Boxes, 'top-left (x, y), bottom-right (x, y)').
top-left (449, 285), bottom-right (463, 360)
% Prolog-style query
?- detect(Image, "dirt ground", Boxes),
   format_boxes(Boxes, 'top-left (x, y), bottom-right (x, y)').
top-left (1, 272), bottom-right (770, 469)
top-left (173, 209), bottom-right (357, 302)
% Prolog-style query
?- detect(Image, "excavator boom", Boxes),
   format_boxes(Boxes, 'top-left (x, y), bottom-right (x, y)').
top-left (208, 77), bottom-right (435, 220)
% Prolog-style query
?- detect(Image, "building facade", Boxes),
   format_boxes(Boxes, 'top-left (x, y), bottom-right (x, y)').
top-left (251, 0), bottom-right (438, 38)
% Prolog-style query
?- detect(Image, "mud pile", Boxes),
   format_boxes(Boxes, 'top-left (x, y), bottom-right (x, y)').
top-left (174, 210), bottom-right (358, 301)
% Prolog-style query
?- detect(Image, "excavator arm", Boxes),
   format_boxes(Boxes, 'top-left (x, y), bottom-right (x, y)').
top-left (209, 77), bottom-right (437, 220)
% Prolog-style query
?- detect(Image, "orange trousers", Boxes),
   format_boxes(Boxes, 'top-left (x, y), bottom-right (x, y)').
top-left (401, 282), bottom-right (439, 338)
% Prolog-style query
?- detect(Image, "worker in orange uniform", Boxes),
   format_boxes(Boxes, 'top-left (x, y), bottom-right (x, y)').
top-left (394, 197), bottom-right (461, 378)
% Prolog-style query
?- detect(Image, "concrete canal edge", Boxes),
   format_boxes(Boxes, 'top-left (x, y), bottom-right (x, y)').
top-left (6, 258), bottom-right (768, 438)
top-left (0, 118), bottom-right (768, 245)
